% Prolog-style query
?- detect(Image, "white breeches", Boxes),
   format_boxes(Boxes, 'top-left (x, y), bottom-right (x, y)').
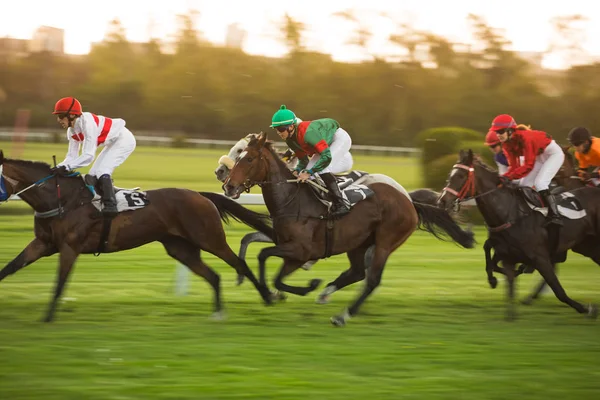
top-left (306, 128), bottom-right (353, 174)
top-left (89, 128), bottom-right (136, 177)
top-left (519, 141), bottom-right (564, 191)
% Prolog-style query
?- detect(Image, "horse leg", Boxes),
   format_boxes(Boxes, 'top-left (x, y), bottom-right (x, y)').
top-left (522, 264), bottom-right (558, 306)
top-left (258, 245), bottom-right (321, 296)
top-left (238, 231), bottom-right (273, 285)
top-left (534, 258), bottom-right (597, 318)
top-left (271, 258), bottom-right (320, 296)
top-left (210, 243), bottom-right (272, 306)
top-left (161, 237), bottom-right (223, 318)
top-left (501, 261), bottom-right (517, 321)
top-left (0, 238), bottom-right (57, 282)
top-left (331, 246), bottom-right (390, 327)
top-left (43, 244), bottom-right (79, 323)
top-left (484, 240), bottom-right (499, 289)
top-left (316, 244), bottom-right (370, 304)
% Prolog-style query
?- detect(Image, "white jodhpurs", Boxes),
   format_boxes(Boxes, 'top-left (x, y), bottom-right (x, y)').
top-left (519, 140), bottom-right (564, 191)
top-left (89, 127), bottom-right (136, 177)
top-left (306, 127), bottom-right (353, 174)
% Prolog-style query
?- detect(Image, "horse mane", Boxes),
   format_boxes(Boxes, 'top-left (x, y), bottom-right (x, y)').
top-left (6, 158), bottom-right (52, 173)
top-left (474, 158), bottom-right (498, 174)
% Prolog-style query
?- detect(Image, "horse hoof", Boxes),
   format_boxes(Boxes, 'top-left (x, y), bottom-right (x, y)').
top-left (521, 297), bottom-right (534, 306)
top-left (270, 290), bottom-right (287, 302)
top-left (505, 311), bottom-right (517, 322)
top-left (309, 279), bottom-right (322, 291)
top-left (236, 274), bottom-right (245, 286)
top-left (488, 277), bottom-right (498, 289)
top-left (316, 295), bottom-right (330, 304)
top-left (42, 315), bottom-right (54, 323)
top-left (587, 303), bottom-right (598, 319)
top-left (210, 310), bottom-right (226, 321)
top-left (330, 315), bottom-right (346, 327)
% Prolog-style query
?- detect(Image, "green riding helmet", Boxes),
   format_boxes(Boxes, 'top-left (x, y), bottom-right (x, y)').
top-left (270, 105), bottom-right (297, 128)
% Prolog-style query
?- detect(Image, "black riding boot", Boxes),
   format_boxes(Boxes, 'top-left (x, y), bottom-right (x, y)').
top-left (98, 174), bottom-right (118, 217)
top-left (539, 189), bottom-right (563, 227)
top-left (320, 173), bottom-right (350, 218)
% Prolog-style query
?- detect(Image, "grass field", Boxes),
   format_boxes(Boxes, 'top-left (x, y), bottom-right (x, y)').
top-left (1, 142), bottom-right (599, 399)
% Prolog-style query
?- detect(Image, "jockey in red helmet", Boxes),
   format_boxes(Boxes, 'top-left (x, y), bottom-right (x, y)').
top-left (52, 97), bottom-right (137, 217)
top-left (491, 114), bottom-right (564, 226)
top-left (484, 130), bottom-right (509, 175)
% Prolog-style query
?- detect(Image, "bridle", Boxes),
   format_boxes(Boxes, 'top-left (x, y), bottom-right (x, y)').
top-left (224, 145), bottom-right (326, 214)
top-left (442, 163), bottom-right (501, 204)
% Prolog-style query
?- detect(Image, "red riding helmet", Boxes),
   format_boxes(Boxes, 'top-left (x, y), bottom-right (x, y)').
top-left (490, 114), bottom-right (517, 131)
top-left (52, 97), bottom-right (82, 116)
top-left (484, 130), bottom-right (500, 146)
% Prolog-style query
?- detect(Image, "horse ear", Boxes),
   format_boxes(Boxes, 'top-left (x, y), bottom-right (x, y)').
top-left (257, 131), bottom-right (267, 147)
top-left (0, 150), bottom-right (3, 164)
top-left (467, 149), bottom-right (474, 164)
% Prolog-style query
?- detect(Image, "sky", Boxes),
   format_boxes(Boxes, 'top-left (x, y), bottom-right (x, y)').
top-left (1, 0), bottom-right (599, 69)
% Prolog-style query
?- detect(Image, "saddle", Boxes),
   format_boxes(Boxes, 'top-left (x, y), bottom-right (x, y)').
top-left (312, 170), bottom-right (374, 209)
top-left (83, 174), bottom-right (149, 213)
top-left (519, 187), bottom-right (586, 220)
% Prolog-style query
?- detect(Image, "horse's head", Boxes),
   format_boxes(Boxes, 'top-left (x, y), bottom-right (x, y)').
top-left (215, 134), bottom-right (298, 183)
top-left (215, 134), bottom-right (259, 183)
top-left (437, 149), bottom-right (477, 211)
top-left (223, 132), bottom-right (270, 199)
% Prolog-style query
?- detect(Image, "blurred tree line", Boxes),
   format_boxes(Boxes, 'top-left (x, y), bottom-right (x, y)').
top-left (1, 12), bottom-right (599, 147)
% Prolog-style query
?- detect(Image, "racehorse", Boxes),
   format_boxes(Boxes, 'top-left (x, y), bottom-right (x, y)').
top-left (0, 151), bottom-right (274, 322)
top-left (222, 132), bottom-right (475, 326)
top-left (215, 134), bottom-right (461, 297)
top-left (482, 145), bottom-right (591, 296)
top-left (438, 149), bottom-right (598, 320)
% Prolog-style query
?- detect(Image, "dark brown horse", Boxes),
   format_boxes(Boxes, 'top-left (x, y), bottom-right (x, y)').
top-left (222, 132), bottom-right (474, 326)
top-left (0, 151), bottom-right (274, 322)
top-left (482, 145), bottom-right (593, 297)
top-left (438, 149), bottom-right (598, 320)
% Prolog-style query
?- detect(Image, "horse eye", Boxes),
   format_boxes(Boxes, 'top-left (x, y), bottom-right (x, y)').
top-left (246, 157), bottom-right (253, 162)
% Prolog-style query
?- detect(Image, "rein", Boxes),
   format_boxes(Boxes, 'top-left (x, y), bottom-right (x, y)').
top-left (0, 167), bottom-right (87, 218)
top-left (442, 163), bottom-right (501, 204)
top-left (442, 162), bottom-right (521, 232)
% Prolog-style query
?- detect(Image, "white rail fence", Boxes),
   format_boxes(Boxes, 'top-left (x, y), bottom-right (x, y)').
top-left (0, 131), bottom-right (421, 157)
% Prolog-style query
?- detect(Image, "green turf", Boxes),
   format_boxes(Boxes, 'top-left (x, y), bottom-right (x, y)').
top-left (1, 143), bottom-right (599, 399)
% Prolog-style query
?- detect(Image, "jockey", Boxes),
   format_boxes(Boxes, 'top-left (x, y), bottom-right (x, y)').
top-left (484, 130), bottom-right (509, 174)
top-left (568, 127), bottom-right (600, 186)
top-left (52, 97), bottom-right (136, 217)
top-left (270, 105), bottom-right (353, 217)
top-left (491, 114), bottom-right (564, 226)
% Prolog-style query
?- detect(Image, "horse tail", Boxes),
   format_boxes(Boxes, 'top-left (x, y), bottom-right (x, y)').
top-left (199, 192), bottom-right (275, 240)
top-left (412, 201), bottom-right (475, 249)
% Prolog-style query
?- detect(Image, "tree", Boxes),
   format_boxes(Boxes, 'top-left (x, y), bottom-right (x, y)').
top-left (280, 14), bottom-right (305, 54)
top-left (547, 15), bottom-right (588, 69)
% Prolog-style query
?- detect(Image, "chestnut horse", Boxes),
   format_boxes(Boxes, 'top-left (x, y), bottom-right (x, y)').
top-left (0, 151), bottom-right (274, 322)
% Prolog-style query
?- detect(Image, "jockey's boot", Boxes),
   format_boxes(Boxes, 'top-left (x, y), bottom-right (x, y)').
top-left (98, 174), bottom-right (118, 217)
top-left (320, 172), bottom-right (350, 218)
top-left (539, 189), bottom-right (563, 227)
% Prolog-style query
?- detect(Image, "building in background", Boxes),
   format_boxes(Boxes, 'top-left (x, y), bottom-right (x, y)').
top-left (0, 37), bottom-right (29, 61)
top-left (225, 23), bottom-right (247, 49)
top-left (29, 26), bottom-right (64, 54)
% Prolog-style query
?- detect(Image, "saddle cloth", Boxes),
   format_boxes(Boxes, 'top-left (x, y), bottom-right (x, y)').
top-left (91, 189), bottom-right (150, 213)
top-left (82, 174), bottom-right (150, 213)
top-left (520, 187), bottom-right (586, 220)
top-left (312, 170), bottom-right (374, 209)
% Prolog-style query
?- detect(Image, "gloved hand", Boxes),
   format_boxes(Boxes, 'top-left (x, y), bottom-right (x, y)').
top-left (498, 175), bottom-right (513, 187)
top-left (578, 170), bottom-right (599, 182)
top-left (50, 165), bottom-right (71, 177)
